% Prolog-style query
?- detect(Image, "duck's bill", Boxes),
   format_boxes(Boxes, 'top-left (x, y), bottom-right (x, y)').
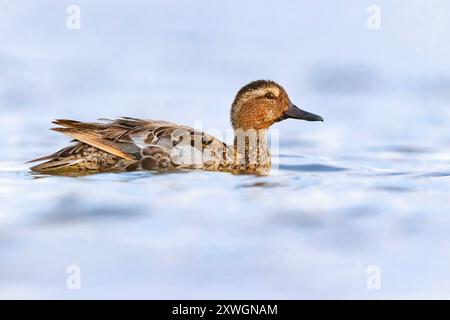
top-left (283, 104), bottom-right (323, 122)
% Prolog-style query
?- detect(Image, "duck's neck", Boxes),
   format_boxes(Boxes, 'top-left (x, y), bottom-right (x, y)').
top-left (232, 128), bottom-right (271, 173)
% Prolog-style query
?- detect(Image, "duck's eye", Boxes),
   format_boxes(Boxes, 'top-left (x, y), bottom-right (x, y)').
top-left (265, 92), bottom-right (276, 99)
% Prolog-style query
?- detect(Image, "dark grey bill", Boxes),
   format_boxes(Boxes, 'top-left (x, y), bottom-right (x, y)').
top-left (283, 104), bottom-right (323, 122)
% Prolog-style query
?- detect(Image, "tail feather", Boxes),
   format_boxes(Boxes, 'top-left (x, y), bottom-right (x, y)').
top-left (29, 143), bottom-right (88, 174)
top-left (27, 144), bottom-right (83, 164)
top-left (29, 118), bottom-right (139, 174)
top-left (26, 154), bottom-right (57, 164)
top-left (52, 119), bottom-right (107, 130)
top-left (30, 158), bottom-right (84, 174)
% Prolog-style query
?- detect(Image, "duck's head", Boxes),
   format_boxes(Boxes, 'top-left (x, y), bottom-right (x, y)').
top-left (230, 80), bottom-right (323, 130)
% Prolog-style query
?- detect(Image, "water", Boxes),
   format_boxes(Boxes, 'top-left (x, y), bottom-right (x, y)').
top-left (1, 0), bottom-right (450, 299)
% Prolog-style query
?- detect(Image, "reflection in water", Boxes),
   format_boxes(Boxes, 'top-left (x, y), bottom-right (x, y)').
top-left (271, 211), bottom-right (325, 229)
top-left (373, 185), bottom-right (412, 193)
top-left (38, 195), bottom-right (145, 224)
top-left (236, 181), bottom-right (286, 189)
top-left (368, 145), bottom-right (433, 154)
top-left (419, 171), bottom-right (450, 178)
top-left (279, 164), bottom-right (347, 172)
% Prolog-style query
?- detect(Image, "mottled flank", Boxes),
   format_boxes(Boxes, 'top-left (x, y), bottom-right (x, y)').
top-left (230, 80), bottom-right (290, 130)
top-left (30, 118), bottom-right (237, 175)
top-left (29, 80), bottom-right (322, 176)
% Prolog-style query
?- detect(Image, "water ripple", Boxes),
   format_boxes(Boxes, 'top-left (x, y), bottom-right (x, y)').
top-left (279, 164), bottom-right (348, 172)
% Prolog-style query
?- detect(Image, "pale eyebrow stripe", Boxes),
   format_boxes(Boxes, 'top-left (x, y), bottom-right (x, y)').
top-left (248, 87), bottom-right (280, 97)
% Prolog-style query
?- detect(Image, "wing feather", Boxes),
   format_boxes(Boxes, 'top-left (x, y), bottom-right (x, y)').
top-left (51, 127), bottom-right (134, 160)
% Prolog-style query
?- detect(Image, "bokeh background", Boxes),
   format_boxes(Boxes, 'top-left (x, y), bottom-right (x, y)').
top-left (1, 0), bottom-right (450, 298)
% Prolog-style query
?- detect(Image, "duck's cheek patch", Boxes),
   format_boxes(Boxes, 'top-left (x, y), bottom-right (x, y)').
top-left (265, 110), bottom-right (275, 121)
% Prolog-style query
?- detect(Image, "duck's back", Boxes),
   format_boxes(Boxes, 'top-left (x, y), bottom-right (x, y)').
top-left (30, 118), bottom-right (234, 175)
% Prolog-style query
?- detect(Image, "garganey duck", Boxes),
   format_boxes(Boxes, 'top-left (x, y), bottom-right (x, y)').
top-left (30, 80), bottom-right (323, 175)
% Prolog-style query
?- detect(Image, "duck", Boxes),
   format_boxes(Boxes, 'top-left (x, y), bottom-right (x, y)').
top-left (29, 80), bottom-right (323, 176)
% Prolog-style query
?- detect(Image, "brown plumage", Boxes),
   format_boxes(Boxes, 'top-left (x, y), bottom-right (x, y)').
top-left (30, 80), bottom-right (323, 176)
